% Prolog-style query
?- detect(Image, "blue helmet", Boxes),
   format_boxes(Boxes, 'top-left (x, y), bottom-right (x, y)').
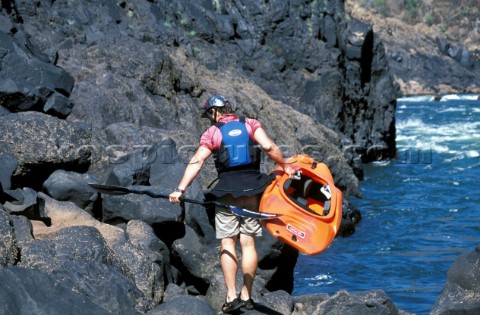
top-left (201, 95), bottom-right (228, 118)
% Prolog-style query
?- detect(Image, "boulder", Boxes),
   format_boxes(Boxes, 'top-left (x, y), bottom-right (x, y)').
top-left (42, 169), bottom-right (99, 215)
top-left (101, 143), bottom-right (158, 187)
top-left (146, 295), bottom-right (215, 315)
top-left (292, 293), bottom-right (330, 315)
top-left (344, 19), bottom-right (373, 61)
top-left (163, 283), bottom-right (187, 303)
top-left (0, 267), bottom-right (111, 315)
top-left (126, 220), bottom-right (173, 285)
top-left (170, 225), bottom-right (220, 294)
top-left (18, 224), bottom-right (146, 313)
top-left (183, 199), bottom-right (216, 245)
top-left (0, 153), bottom-right (17, 191)
top-left (260, 290), bottom-right (295, 315)
top-left (99, 138), bottom-right (198, 194)
top-left (431, 245), bottom-right (480, 315)
top-left (30, 193), bottom-right (168, 310)
top-left (256, 233), bottom-right (299, 293)
top-left (0, 208), bottom-right (18, 267)
top-left (114, 221), bottom-right (166, 308)
top-left (338, 202), bottom-right (362, 237)
top-left (100, 187), bottom-right (183, 226)
top-left (8, 214), bottom-right (35, 248)
top-left (0, 31), bottom-right (74, 116)
top-left (3, 187), bottom-right (40, 220)
top-left (0, 112), bottom-right (92, 189)
top-left (306, 289), bottom-right (401, 315)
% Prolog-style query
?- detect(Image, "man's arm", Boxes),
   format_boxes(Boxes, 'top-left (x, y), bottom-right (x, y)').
top-left (169, 145), bottom-right (212, 203)
top-left (253, 127), bottom-right (296, 177)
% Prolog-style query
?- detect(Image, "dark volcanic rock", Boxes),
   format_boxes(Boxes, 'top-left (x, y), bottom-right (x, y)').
top-left (310, 289), bottom-right (400, 315)
top-left (170, 225), bottom-right (219, 293)
top-left (0, 153), bottom-right (17, 191)
top-left (292, 293), bottom-right (331, 315)
top-left (431, 245), bottom-right (480, 315)
top-left (2, 187), bottom-right (39, 219)
top-left (0, 208), bottom-right (18, 267)
top-left (0, 30), bottom-right (74, 116)
top-left (0, 112), bottom-right (92, 189)
top-left (1, 0), bottom-right (393, 191)
top-left (8, 214), bottom-right (34, 248)
top-left (261, 290), bottom-right (295, 314)
top-left (346, 4), bottom-right (480, 96)
top-left (18, 225), bottom-right (147, 313)
top-left (126, 220), bottom-right (173, 285)
top-left (42, 169), bottom-right (99, 215)
top-left (146, 295), bottom-right (215, 315)
top-left (101, 191), bottom-right (183, 226)
top-left (32, 193), bottom-right (167, 309)
top-left (0, 268), bottom-right (111, 315)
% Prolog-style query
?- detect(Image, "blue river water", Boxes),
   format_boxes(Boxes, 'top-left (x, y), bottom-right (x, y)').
top-left (292, 98), bottom-right (480, 314)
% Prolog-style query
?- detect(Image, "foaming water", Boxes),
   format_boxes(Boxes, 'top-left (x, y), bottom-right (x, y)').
top-left (293, 99), bottom-right (480, 314)
top-left (396, 101), bottom-right (480, 162)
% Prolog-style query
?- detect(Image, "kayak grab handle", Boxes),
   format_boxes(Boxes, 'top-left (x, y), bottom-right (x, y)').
top-left (292, 170), bottom-right (302, 180)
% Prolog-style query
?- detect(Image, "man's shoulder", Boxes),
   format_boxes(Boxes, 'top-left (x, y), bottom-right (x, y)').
top-left (204, 124), bottom-right (220, 133)
top-left (244, 116), bottom-right (259, 123)
top-left (244, 117), bottom-right (262, 130)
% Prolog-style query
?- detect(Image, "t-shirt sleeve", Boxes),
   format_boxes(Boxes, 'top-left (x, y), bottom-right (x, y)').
top-left (245, 117), bottom-right (262, 137)
top-left (199, 126), bottom-right (220, 151)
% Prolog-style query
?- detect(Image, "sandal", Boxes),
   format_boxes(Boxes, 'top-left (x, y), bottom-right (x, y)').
top-left (240, 296), bottom-right (255, 310)
top-left (222, 297), bottom-right (243, 314)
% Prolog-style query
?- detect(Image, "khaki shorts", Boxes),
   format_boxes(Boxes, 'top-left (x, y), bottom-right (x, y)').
top-left (215, 194), bottom-right (262, 239)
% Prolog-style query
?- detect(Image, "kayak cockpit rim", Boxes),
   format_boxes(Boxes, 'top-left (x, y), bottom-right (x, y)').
top-left (279, 169), bottom-right (335, 218)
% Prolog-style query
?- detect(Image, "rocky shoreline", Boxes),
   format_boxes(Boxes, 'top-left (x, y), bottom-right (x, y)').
top-left (1, 157), bottom-right (479, 315)
top-left (1, 1), bottom-right (479, 314)
top-left (346, 0), bottom-right (480, 96)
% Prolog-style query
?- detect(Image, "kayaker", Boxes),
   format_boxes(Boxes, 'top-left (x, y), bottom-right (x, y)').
top-left (169, 95), bottom-right (296, 313)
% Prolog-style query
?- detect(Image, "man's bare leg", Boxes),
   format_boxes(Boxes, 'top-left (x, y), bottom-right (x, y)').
top-left (239, 233), bottom-right (257, 300)
top-left (221, 236), bottom-right (238, 302)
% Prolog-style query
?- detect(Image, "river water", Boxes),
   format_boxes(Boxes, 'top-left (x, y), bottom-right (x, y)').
top-left (293, 98), bottom-right (480, 314)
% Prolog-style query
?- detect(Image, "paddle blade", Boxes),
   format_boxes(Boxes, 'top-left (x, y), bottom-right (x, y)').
top-left (229, 206), bottom-right (282, 220)
top-left (88, 183), bottom-right (131, 195)
top-left (89, 184), bottom-right (170, 199)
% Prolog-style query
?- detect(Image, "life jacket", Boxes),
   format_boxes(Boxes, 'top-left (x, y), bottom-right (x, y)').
top-left (214, 117), bottom-right (261, 173)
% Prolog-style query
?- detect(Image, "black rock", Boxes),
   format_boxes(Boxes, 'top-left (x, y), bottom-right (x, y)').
top-left (0, 153), bottom-right (18, 191)
top-left (0, 112), bottom-right (92, 190)
top-left (18, 225), bottom-right (147, 313)
top-left (42, 169), bottom-right (99, 215)
top-left (0, 268), bottom-right (111, 315)
top-left (0, 31), bottom-right (74, 115)
top-left (0, 208), bottom-right (18, 267)
top-left (146, 295), bottom-right (216, 315)
top-left (431, 245), bottom-right (480, 315)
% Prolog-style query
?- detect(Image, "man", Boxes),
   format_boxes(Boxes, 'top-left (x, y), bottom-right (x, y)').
top-left (169, 95), bottom-right (295, 313)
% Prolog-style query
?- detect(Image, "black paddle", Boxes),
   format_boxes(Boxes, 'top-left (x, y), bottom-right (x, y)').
top-left (89, 184), bottom-right (281, 220)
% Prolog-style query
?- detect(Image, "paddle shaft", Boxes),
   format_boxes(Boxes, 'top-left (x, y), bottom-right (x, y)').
top-left (112, 186), bottom-right (227, 208)
top-left (89, 184), bottom-right (281, 219)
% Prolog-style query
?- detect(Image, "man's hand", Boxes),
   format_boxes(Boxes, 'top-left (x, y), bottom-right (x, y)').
top-left (169, 191), bottom-right (183, 203)
top-left (284, 164), bottom-right (298, 179)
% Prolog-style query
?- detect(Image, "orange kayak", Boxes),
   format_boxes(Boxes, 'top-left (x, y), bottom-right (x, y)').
top-left (259, 154), bottom-right (342, 255)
